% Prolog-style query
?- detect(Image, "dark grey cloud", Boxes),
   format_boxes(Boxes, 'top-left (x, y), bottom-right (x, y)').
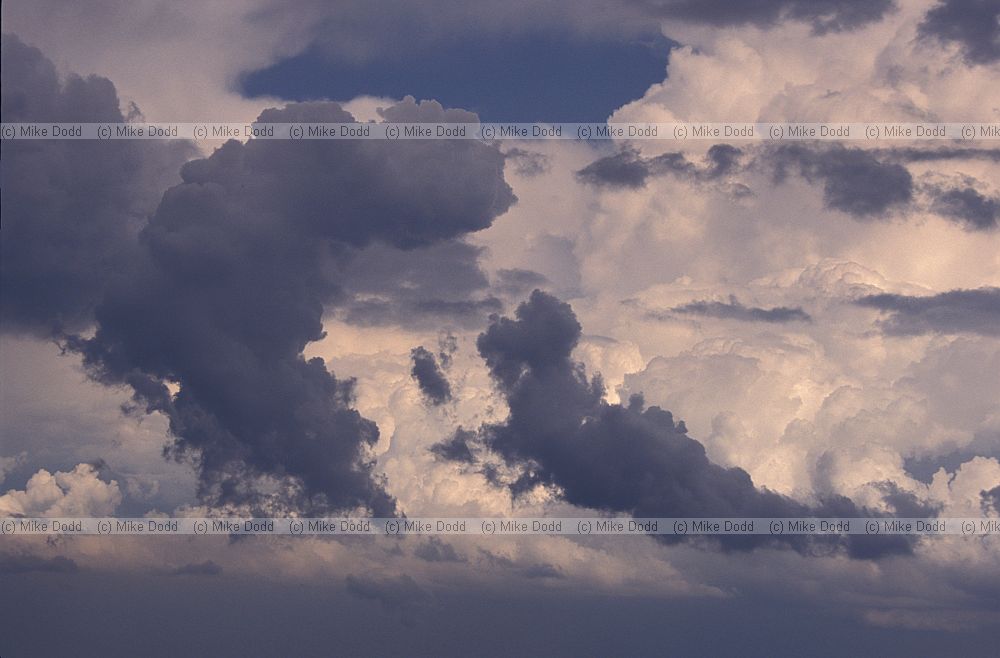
top-left (170, 560), bottom-right (223, 576)
top-left (411, 347), bottom-right (452, 406)
top-left (576, 145), bottom-right (742, 189)
top-left (856, 288), bottom-right (1000, 336)
top-left (641, 0), bottom-right (896, 33)
top-left (664, 296), bottom-right (812, 323)
top-left (0, 34), bottom-right (195, 336)
top-left (930, 186), bottom-right (999, 231)
top-left (0, 553), bottom-right (77, 575)
top-left (59, 97), bottom-right (514, 516)
top-left (919, 0), bottom-right (1000, 64)
top-left (436, 291), bottom-right (913, 559)
top-left (771, 145), bottom-right (912, 218)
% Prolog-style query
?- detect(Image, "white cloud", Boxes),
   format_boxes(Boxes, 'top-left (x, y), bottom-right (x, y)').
top-left (0, 463), bottom-right (121, 516)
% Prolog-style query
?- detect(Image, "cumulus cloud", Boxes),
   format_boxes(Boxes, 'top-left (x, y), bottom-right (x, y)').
top-left (0, 463), bottom-right (121, 516)
top-left (52, 95), bottom-right (513, 516)
top-left (438, 291), bottom-right (913, 558)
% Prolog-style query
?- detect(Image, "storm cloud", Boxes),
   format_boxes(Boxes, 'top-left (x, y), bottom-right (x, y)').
top-left (438, 291), bottom-right (912, 558)
top-left (856, 287), bottom-right (1000, 336)
top-left (0, 34), bottom-right (194, 336)
top-left (62, 98), bottom-right (514, 515)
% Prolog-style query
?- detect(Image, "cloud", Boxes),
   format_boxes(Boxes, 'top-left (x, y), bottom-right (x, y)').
top-left (663, 296), bottom-right (811, 323)
top-left (171, 560), bottom-right (223, 576)
top-left (918, 0), bottom-right (1000, 64)
top-left (413, 538), bottom-right (465, 563)
top-left (60, 96), bottom-right (513, 516)
top-left (929, 186), bottom-right (1000, 231)
top-left (429, 429), bottom-right (477, 463)
top-left (645, 0), bottom-right (897, 33)
top-left (0, 34), bottom-right (195, 336)
top-left (856, 288), bottom-right (1000, 336)
top-left (0, 463), bottom-right (122, 516)
top-left (770, 145), bottom-right (913, 218)
top-left (575, 145), bottom-right (741, 189)
top-left (411, 347), bottom-right (452, 406)
top-left (438, 291), bottom-right (913, 558)
top-left (0, 553), bottom-right (78, 575)
top-left (345, 574), bottom-right (428, 612)
top-left (336, 240), bottom-right (504, 328)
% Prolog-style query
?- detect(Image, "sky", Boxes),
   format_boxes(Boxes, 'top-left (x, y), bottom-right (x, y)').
top-left (2, 0), bottom-right (1000, 655)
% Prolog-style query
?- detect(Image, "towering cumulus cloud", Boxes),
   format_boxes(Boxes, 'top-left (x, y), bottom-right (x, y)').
top-left (440, 291), bottom-right (912, 558)
top-left (63, 99), bottom-right (514, 515)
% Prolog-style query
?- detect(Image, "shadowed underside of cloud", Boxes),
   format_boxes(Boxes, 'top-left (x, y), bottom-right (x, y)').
top-left (856, 287), bottom-right (1000, 336)
top-left (770, 145), bottom-right (913, 218)
top-left (663, 296), bottom-right (812, 323)
top-left (918, 0), bottom-right (1000, 64)
top-left (929, 186), bottom-right (1000, 231)
top-left (435, 291), bottom-right (914, 559)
